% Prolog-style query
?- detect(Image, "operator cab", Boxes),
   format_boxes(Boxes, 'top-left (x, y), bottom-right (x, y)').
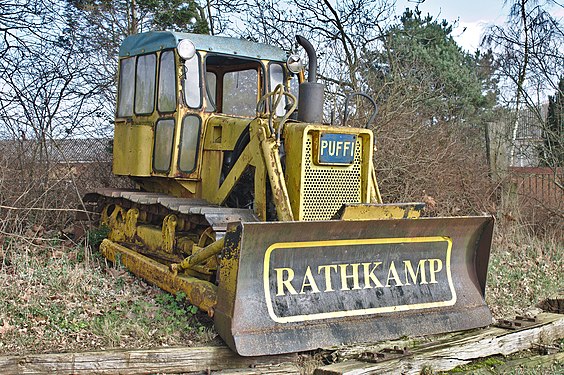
top-left (113, 31), bottom-right (297, 182)
top-left (177, 35), bottom-right (293, 117)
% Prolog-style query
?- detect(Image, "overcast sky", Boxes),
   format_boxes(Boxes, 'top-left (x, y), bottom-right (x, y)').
top-left (395, 0), bottom-right (564, 52)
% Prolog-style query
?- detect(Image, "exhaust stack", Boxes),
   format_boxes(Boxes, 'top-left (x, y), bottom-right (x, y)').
top-left (296, 36), bottom-right (324, 123)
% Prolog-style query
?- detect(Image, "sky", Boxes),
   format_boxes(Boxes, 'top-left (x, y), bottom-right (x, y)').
top-left (394, 0), bottom-right (562, 52)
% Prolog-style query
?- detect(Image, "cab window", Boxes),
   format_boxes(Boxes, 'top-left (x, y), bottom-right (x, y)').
top-left (205, 55), bottom-right (263, 117)
top-left (269, 63), bottom-right (286, 116)
top-left (117, 57), bottom-right (135, 117)
top-left (158, 50), bottom-right (176, 113)
top-left (289, 72), bottom-right (300, 103)
top-left (153, 118), bottom-right (175, 172)
top-left (223, 69), bottom-right (258, 116)
top-left (135, 53), bottom-right (157, 115)
top-left (184, 54), bottom-right (202, 109)
top-left (205, 71), bottom-right (217, 112)
top-left (178, 115), bottom-right (201, 173)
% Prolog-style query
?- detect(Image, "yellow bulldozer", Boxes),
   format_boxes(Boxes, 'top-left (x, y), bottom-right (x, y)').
top-left (84, 31), bottom-right (495, 356)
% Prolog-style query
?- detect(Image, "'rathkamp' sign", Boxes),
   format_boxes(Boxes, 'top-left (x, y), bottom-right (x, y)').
top-left (263, 237), bottom-right (456, 323)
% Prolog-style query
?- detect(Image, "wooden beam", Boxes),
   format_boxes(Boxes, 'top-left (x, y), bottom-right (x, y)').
top-left (1, 313), bottom-right (562, 374)
top-left (0, 346), bottom-right (298, 375)
top-left (214, 363), bottom-right (302, 374)
top-left (314, 313), bottom-right (564, 375)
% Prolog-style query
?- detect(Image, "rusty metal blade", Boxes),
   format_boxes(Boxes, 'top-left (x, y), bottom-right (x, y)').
top-left (214, 216), bottom-right (494, 356)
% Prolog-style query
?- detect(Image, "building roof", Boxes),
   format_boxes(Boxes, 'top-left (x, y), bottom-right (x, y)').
top-left (119, 31), bottom-right (288, 62)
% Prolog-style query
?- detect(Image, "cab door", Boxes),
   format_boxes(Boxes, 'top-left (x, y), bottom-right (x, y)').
top-left (176, 52), bottom-right (203, 177)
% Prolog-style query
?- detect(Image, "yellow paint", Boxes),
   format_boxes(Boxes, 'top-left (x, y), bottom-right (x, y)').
top-left (284, 125), bottom-right (373, 221)
top-left (113, 45), bottom-right (378, 224)
top-left (262, 236), bottom-right (456, 324)
top-left (113, 122), bottom-right (153, 176)
top-left (338, 204), bottom-right (423, 220)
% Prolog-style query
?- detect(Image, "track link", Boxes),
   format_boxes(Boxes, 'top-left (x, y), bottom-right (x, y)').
top-left (83, 188), bottom-right (259, 239)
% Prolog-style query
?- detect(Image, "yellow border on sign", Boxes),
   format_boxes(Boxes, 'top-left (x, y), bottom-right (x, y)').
top-left (263, 236), bottom-right (456, 324)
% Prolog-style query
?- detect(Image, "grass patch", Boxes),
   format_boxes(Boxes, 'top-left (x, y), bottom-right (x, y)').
top-left (486, 223), bottom-right (563, 319)
top-left (0, 237), bottom-right (215, 355)
top-left (447, 356), bottom-right (506, 373)
top-left (444, 351), bottom-right (564, 374)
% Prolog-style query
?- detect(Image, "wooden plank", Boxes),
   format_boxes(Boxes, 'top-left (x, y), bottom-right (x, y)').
top-left (2, 313), bottom-right (562, 374)
top-left (0, 346), bottom-right (298, 375)
top-left (314, 313), bottom-right (564, 375)
top-left (214, 362), bottom-right (302, 374)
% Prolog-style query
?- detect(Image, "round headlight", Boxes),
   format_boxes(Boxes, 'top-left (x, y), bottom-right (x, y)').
top-left (178, 39), bottom-right (196, 60)
top-left (286, 54), bottom-right (303, 74)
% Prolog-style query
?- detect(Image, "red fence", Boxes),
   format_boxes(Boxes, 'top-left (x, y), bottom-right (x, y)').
top-left (509, 167), bottom-right (563, 211)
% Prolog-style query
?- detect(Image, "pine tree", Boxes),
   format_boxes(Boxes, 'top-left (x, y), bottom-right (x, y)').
top-left (543, 78), bottom-right (564, 167)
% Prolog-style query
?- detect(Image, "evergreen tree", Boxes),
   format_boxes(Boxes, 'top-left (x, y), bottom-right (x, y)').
top-left (140, 0), bottom-right (209, 34)
top-left (543, 78), bottom-right (564, 167)
top-left (364, 8), bottom-right (495, 126)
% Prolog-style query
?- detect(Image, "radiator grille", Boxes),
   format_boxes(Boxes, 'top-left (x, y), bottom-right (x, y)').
top-left (301, 136), bottom-right (362, 220)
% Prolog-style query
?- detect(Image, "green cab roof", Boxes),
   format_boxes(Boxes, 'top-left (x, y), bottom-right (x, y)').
top-left (119, 31), bottom-right (288, 62)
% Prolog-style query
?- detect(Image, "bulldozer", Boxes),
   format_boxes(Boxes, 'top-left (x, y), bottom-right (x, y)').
top-left (84, 31), bottom-right (494, 356)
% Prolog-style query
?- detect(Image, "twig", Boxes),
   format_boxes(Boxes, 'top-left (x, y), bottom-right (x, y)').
top-left (0, 205), bottom-right (91, 214)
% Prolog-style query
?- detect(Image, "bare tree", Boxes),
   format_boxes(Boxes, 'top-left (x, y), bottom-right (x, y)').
top-left (483, 0), bottom-right (564, 166)
top-left (235, 0), bottom-right (394, 92)
top-left (1, 1), bottom-right (108, 141)
top-left (0, 0), bottom-right (116, 232)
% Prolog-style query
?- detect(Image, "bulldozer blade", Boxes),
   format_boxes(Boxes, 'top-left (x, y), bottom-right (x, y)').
top-left (214, 216), bottom-right (494, 356)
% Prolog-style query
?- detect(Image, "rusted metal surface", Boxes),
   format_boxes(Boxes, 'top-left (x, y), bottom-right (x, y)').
top-left (283, 123), bottom-right (374, 221)
top-left (496, 316), bottom-right (540, 330)
top-left (258, 126), bottom-right (294, 221)
top-left (358, 346), bottom-right (411, 363)
top-left (88, 189), bottom-right (495, 357)
top-left (84, 189), bottom-right (258, 233)
top-left (215, 216), bottom-right (494, 356)
top-left (86, 190), bottom-right (258, 315)
top-left (172, 238), bottom-right (225, 273)
top-left (100, 239), bottom-right (218, 314)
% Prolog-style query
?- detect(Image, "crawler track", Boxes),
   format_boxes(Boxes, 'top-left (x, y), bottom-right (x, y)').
top-left (83, 188), bottom-right (258, 240)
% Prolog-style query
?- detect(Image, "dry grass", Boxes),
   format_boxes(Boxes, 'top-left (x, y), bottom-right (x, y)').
top-left (486, 220), bottom-right (563, 320)
top-left (0, 235), bottom-right (217, 355)
top-left (0, 147), bottom-right (221, 355)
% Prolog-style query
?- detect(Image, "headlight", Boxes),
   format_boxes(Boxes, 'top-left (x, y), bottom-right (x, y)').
top-left (286, 54), bottom-right (303, 74)
top-left (178, 39), bottom-right (196, 60)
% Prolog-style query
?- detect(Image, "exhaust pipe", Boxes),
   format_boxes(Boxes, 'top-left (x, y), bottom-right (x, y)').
top-left (296, 36), bottom-right (324, 123)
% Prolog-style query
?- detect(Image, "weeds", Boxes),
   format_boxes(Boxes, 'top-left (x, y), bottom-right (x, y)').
top-left (0, 237), bottom-right (215, 355)
top-left (447, 356), bottom-right (505, 373)
top-left (87, 225), bottom-right (110, 248)
top-left (486, 221), bottom-right (563, 319)
top-left (0, 151), bottom-right (560, 360)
